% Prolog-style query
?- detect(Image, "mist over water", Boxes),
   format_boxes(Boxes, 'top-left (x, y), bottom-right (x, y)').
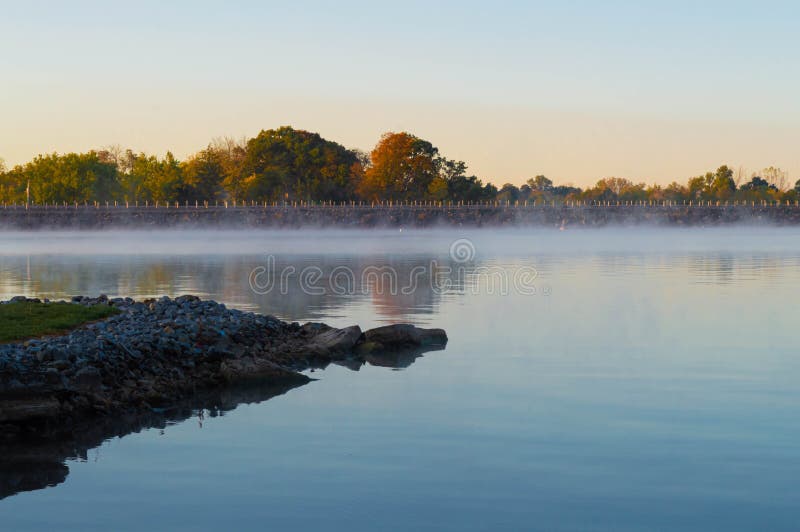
top-left (4, 226), bottom-right (800, 257)
top-left (2, 227), bottom-right (800, 531)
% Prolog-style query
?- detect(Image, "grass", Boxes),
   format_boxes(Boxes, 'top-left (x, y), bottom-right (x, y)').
top-left (0, 301), bottom-right (119, 343)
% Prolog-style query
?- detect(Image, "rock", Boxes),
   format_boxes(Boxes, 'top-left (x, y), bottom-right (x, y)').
top-left (0, 294), bottom-right (446, 442)
top-left (72, 367), bottom-right (102, 392)
top-left (306, 325), bottom-right (362, 357)
top-left (220, 358), bottom-right (311, 384)
top-left (362, 324), bottom-right (448, 349)
top-left (0, 398), bottom-right (61, 422)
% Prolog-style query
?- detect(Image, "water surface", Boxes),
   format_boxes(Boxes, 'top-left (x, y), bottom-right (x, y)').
top-left (1, 228), bottom-right (799, 531)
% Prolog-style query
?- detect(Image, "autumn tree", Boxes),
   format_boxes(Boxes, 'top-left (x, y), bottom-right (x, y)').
top-left (358, 132), bottom-right (441, 202)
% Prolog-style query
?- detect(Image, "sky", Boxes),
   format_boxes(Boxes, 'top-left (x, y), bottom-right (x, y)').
top-left (1, 0), bottom-right (798, 187)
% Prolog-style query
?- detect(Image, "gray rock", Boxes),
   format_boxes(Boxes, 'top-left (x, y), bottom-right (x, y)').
top-left (307, 325), bottom-right (362, 357)
top-left (362, 324), bottom-right (448, 349)
top-left (72, 366), bottom-right (102, 391)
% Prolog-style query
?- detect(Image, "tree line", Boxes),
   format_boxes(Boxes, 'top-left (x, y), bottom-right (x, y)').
top-left (0, 127), bottom-right (797, 205)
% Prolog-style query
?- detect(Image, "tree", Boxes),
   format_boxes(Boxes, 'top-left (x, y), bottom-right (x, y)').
top-left (447, 174), bottom-right (492, 202)
top-left (182, 148), bottom-right (226, 201)
top-left (128, 152), bottom-right (184, 203)
top-left (709, 165), bottom-right (735, 200)
top-left (496, 183), bottom-right (520, 203)
top-left (738, 175), bottom-right (778, 202)
top-left (527, 175), bottom-right (553, 192)
top-left (761, 166), bottom-right (788, 191)
top-left (236, 127), bottom-right (360, 202)
top-left (0, 152), bottom-right (118, 204)
top-left (551, 185), bottom-right (581, 199)
top-left (358, 132), bottom-right (439, 202)
top-left (686, 166), bottom-right (735, 201)
top-left (663, 182), bottom-right (688, 202)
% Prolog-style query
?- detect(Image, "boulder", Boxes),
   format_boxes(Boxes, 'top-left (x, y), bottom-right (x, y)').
top-left (220, 358), bottom-right (311, 384)
top-left (72, 366), bottom-right (103, 392)
top-left (361, 324), bottom-right (448, 350)
top-left (0, 398), bottom-right (61, 422)
top-left (306, 325), bottom-right (362, 357)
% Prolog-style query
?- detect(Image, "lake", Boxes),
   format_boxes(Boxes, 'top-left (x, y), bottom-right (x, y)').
top-left (1, 227), bottom-right (799, 531)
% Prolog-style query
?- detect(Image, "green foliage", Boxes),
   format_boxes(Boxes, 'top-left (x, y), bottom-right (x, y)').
top-left (527, 175), bottom-right (553, 192)
top-left (0, 301), bottom-right (118, 343)
top-left (181, 148), bottom-right (226, 201)
top-left (446, 175), bottom-right (495, 202)
top-left (496, 183), bottom-right (520, 203)
top-left (1, 152), bottom-right (118, 204)
top-left (237, 127), bottom-right (361, 202)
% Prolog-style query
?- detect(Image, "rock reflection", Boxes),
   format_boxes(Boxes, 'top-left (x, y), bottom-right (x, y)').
top-left (0, 344), bottom-right (436, 500)
top-left (334, 344), bottom-right (446, 371)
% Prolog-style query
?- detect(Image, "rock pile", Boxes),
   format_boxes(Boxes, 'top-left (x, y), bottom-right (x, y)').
top-left (0, 296), bottom-right (447, 441)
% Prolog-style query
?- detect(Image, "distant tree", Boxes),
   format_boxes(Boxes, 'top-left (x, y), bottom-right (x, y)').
top-left (446, 175), bottom-right (492, 202)
top-left (427, 176), bottom-right (449, 200)
top-left (686, 166), bottom-right (735, 201)
top-left (663, 182), bottom-right (688, 202)
top-left (496, 183), bottom-right (520, 203)
top-left (129, 152), bottom-right (184, 203)
top-left (738, 175), bottom-right (778, 202)
top-left (97, 145), bottom-right (124, 167)
top-left (761, 166), bottom-right (788, 191)
top-left (709, 165), bottom-right (736, 200)
top-left (182, 148), bottom-right (226, 201)
top-left (358, 132), bottom-right (439, 202)
top-left (237, 127), bottom-right (360, 202)
top-left (527, 175), bottom-right (553, 192)
top-left (740, 176), bottom-right (775, 192)
top-left (551, 185), bottom-right (581, 198)
top-left (1, 152), bottom-right (118, 204)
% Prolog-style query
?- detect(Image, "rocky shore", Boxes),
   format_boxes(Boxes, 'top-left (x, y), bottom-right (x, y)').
top-left (0, 296), bottom-right (447, 443)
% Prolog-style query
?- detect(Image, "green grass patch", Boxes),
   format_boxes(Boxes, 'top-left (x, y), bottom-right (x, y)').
top-left (0, 301), bottom-right (119, 343)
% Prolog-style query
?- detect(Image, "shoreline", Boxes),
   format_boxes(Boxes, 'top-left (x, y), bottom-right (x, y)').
top-left (2, 204), bottom-right (800, 229)
top-left (0, 296), bottom-right (447, 444)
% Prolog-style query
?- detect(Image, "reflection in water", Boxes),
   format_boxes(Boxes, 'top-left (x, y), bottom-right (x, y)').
top-left (2, 252), bottom-right (795, 324)
top-left (0, 348), bottom-right (431, 501)
top-left (0, 255), bottom-right (474, 323)
top-left (0, 380), bottom-right (306, 501)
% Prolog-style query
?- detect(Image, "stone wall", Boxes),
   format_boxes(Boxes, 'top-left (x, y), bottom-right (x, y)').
top-left (1, 204), bottom-right (799, 229)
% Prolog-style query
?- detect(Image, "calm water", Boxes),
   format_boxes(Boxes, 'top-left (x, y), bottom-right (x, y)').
top-left (1, 228), bottom-right (800, 531)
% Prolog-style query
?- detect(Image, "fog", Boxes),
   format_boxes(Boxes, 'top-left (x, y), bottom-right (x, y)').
top-left (2, 226), bottom-right (800, 257)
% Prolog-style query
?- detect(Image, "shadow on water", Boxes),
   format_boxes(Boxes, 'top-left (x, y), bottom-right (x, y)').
top-left (0, 347), bottom-right (436, 501)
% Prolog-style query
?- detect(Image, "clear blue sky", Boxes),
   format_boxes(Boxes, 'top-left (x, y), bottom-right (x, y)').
top-left (2, 0), bottom-right (798, 186)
